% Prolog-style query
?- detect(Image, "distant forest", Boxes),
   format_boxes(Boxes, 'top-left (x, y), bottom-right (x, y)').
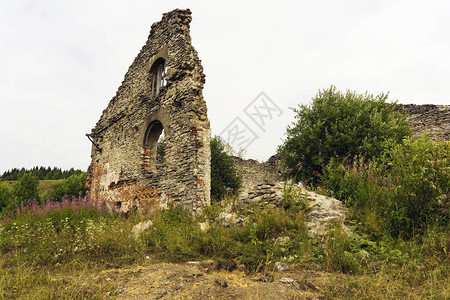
top-left (0, 167), bottom-right (84, 181)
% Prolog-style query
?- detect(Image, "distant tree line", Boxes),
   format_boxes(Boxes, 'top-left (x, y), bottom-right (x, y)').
top-left (0, 167), bottom-right (84, 181)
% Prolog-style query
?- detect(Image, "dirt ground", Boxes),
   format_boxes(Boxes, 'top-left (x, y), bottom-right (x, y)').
top-left (93, 260), bottom-right (330, 299)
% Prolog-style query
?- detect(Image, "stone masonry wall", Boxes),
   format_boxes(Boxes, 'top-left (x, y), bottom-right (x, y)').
top-left (232, 155), bottom-right (283, 191)
top-left (399, 104), bottom-right (450, 140)
top-left (86, 9), bottom-right (210, 214)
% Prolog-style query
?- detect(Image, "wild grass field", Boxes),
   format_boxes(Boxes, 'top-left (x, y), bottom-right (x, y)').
top-left (0, 193), bottom-right (448, 299)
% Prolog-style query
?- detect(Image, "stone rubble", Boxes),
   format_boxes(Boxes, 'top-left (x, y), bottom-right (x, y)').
top-left (131, 220), bottom-right (153, 240)
top-left (275, 262), bottom-right (289, 271)
top-left (236, 179), bottom-right (350, 235)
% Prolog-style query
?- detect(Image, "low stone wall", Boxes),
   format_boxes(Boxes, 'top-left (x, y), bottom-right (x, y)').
top-left (232, 155), bottom-right (283, 191)
top-left (232, 155), bottom-right (285, 208)
top-left (400, 104), bottom-right (450, 140)
top-left (237, 182), bottom-right (285, 208)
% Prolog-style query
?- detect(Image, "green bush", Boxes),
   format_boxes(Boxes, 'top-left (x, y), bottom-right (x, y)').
top-left (0, 183), bottom-right (12, 212)
top-left (324, 135), bottom-right (449, 238)
top-left (44, 173), bottom-right (86, 200)
top-left (277, 86), bottom-right (411, 185)
top-left (12, 173), bottom-right (40, 203)
top-left (210, 136), bottom-right (242, 200)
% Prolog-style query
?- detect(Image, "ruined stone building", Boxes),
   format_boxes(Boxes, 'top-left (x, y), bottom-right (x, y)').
top-left (86, 9), bottom-right (210, 213)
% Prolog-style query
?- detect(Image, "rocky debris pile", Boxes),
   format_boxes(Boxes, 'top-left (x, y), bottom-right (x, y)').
top-left (131, 220), bottom-right (153, 240)
top-left (304, 190), bottom-right (350, 235)
top-left (217, 212), bottom-right (249, 227)
top-left (237, 181), bottom-right (350, 236)
top-left (130, 181), bottom-right (351, 238)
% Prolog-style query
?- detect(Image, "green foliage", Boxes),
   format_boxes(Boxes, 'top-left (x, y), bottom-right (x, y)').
top-left (0, 172), bottom-right (86, 213)
top-left (278, 86), bottom-right (411, 185)
top-left (12, 173), bottom-right (40, 203)
top-left (282, 180), bottom-right (309, 212)
top-left (0, 183), bottom-right (11, 212)
top-left (324, 135), bottom-right (449, 238)
top-left (44, 173), bottom-right (87, 200)
top-left (156, 136), bottom-right (165, 160)
top-left (210, 136), bottom-right (242, 200)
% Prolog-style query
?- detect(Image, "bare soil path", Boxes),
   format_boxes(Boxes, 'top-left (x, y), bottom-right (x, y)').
top-left (95, 261), bottom-right (329, 299)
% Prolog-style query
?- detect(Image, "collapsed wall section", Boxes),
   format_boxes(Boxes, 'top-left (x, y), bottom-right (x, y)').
top-left (400, 104), bottom-right (450, 140)
top-left (86, 9), bottom-right (210, 213)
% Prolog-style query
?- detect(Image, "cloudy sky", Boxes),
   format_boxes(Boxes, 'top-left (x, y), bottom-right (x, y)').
top-left (0, 0), bottom-right (449, 174)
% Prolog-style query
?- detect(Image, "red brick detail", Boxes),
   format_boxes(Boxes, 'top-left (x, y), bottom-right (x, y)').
top-left (195, 140), bottom-right (204, 149)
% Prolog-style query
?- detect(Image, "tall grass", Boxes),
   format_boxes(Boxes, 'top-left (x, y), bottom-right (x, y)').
top-left (0, 183), bottom-right (448, 299)
top-left (1, 196), bottom-right (144, 267)
top-left (324, 135), bottom-right (449, 238)
top-left (141, 203), bottom-right (308, 270)
top-left (0, 196), bottom-right (145, 299)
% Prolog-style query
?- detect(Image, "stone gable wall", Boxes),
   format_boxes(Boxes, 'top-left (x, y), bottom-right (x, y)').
top-left (86, 9), bottom-right (210, 213)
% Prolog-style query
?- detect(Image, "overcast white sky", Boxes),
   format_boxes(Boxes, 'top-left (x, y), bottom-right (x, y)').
top-left (0, 0), bottom-right (449, 174)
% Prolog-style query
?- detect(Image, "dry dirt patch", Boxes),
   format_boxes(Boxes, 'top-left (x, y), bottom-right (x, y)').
top-left (94, 261), bottom-right (328, 299)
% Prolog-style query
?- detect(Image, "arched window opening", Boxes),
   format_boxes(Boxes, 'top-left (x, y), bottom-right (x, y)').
top-left (141, 120), bottom-right (164, 168)
top-left (150, 58), bottom-right (166, 98)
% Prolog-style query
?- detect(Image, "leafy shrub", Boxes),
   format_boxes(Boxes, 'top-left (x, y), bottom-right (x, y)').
top-left (324, 135), bottom-right (449, 238)
top-left (0, 183), bottom-right (11, 212)
top-left (12, 173), bottom-right (40, 203)
top-left (277, 86), bottom-right (411, 185)
top-left (44, 173), bottom-right (86, 201)
top-left (210, 136), bottom-right (242, 200)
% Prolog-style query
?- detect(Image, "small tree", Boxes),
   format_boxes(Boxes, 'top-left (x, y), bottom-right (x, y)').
top-left (210, 136), bottom-right (242, 200)
top-left (44, 173), bottom-right (87, 201)
top-left (278, 86), bottom-right (411, 184)
top-left (12, 173), bottom-right (40, 203)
